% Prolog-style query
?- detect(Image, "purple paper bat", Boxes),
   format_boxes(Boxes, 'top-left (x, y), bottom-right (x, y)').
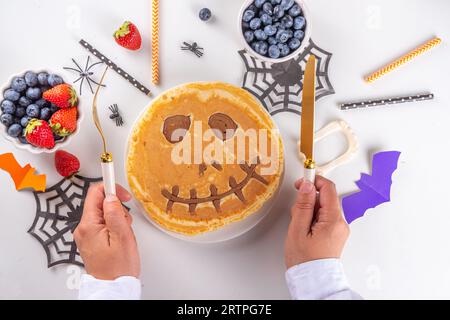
top-left (342, 151), bottom-right (401, 224)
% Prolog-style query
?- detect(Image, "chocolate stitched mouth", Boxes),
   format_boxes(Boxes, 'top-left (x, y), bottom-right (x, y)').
top-left (161, 159), bottom-right (268, 214)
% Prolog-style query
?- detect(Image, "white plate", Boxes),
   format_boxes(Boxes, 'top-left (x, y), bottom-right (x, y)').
top-left (124, 83), bottom-right (285, 243)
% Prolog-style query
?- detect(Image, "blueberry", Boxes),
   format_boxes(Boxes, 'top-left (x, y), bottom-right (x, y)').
top-left (18, 96), bottom-right (32, 107)
top-left (293, 30), bottom-right (304, 40)
top-left (35, 98), bottom-right (48, 108)
top-left (1, 100), bottom-right (16, 114)
top-left (262, 2), bottom-right (273, 14)
top-left (254, 0), bottom-right (266, 8)
top-left (260, 13), bottom-right (273, 26)
top-left (268, 45), bottom-right (281, 59)
top-left (24, 71), bottom-right (38, 87)
top-left (26, 104), bottom-right (40, 118)
top-left (37, 72), bottom-right (49, 86)
top-left (11, 77), bottom-right (27, 93)
top-left (242, 21), bottom-right (250, 30)
top-left (18, 133), bottom-right (29, 144)
top-left (249, 18), bottom-right (262, 30)
top-left (50, 103), bottom-right (59, 113)
top-left (53, 133), bottom-right (64, 142)
top-left (40, 107), bottom-right (52, 121)
top-left (26, 87), bottom-right (41, 100)
top-left (276, 29), bottom-right (290, 43)
top-left (288, 4), bottom-right (302, 17)
top-left (281, 15), bottom-right (293, 28)
top-left (7, 124), bottom-right (22, 137)
top-left (264, 25), bottom-right (277, 36)
top-left (4, 89), bottom-right (20, 102)
top-left (288, 38), bottom-right (301, 50)
top-left (0, 113), bottom-right (13, 127)
top-left (47, 74), bottom-right (64, 87)
top-left (41, 86), bottom-right (50, 93)
top-left (199, 8), bottom-right (212, 21)
top-left (271, 0), bottom-right (281, 4)
top-left (247, 4), bottom-right (258, 13)
top-left (278, 43), bottom-right (290, 56)
top-left (20, 116), bottom-right (32, 128)
top-left (273, 5), bottom-right (284, 20)
top-left (244, 30), bottom-right (255, 43)
top-left (280, 0), bottom-right (294, 10)
top-left (15, 107), bottom-right (26, 118)
top-left (294, 16), bottom-right (306, 29)
top-left (254, 41), bottom-right (269, 56)
top-left (243, 9), bottom-right (255, 22)
top-left (254, 29), bottom-right (268, 41)
top-left (268, 36), bottom-right (278, 45)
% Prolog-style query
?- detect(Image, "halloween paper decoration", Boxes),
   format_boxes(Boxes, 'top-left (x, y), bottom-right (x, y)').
top-left (181, 41), bottom-right (204, 57)
top-left (63, 56), bottom-right (105, 95)
top-left (0, 153), bottom-right (46, 192)
top-left (340, 93), bottom-right (434, 110)
top-left (342, 151), bottom-right (401, 224)
top-left (109, 104), bottom-right (124, 127)
top-left (239, 39), bottom-right (334, 116)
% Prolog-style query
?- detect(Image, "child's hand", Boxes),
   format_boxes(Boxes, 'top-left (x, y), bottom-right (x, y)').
top-left (74, 183), bottom-right (140, 280)
top-left (285, 175), bottom-right (349, 269)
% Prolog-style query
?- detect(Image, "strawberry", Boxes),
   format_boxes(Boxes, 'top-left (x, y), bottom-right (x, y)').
top-left (25, 119), bottom-right (55, 149)
top-left (113, 21), bottom-right (142, 50)
top-left (43, 84), bottom-right (78, 109)
top-left (55, 150), bottom-right (80, 178)
top-left (50, 107), bottom-right (77, 137)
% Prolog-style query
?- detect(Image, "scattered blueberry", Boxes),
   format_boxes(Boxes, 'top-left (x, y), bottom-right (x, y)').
top-left (280, 0), bottom-right (295, 10)
top-left (260, 13), bottom-right (273, 25)
top-left (243, 9), bottom-right (256, 22)
top-left (11, 77), bottom-right (27, 93)
top-left (268, 36), bottom-right (278, 45)
top-left (294, 16), bottom-right (306, 29)
top-left (3, 89), bottom-right (20, 102)
top-left (288, 4), bottom-right (302, 16)
top-left (20, 116), bottom-right (31, 128)
top-left (7, 124), bottom-right (22, 137)
top-left (268, 45), bottom-right (281, 58)
top-left (35, 98), bottom-right (48, 108)
top-left (1, 100), bottom-right (16, 114)
top-left (281, 15), bottom-right (293, 28)
top-left (264, 25), bottom-right (277, 36)
top-left (18, 96), bottom-right (32, 107)
top-left (24, 71), bottom-right (38, 87)
top-left (254, 29), bottom-right (268, 40)
top-left (254, 0), bottom-right (266, 8)
top-left (26, 104), bottom-right (40, 118)
top-left (25, 87), bottom-right (41, 100)
top-left (273, 5), bottom-right (284, 20)
top-left (40, 107), bottom-right (52, 121)
top-left (278, 43), bottom-right (290, 56)
top-left (199, 8), bottom-right (212, 21)
top-left (288, 37), bottom-right (301, 50)
top-left (294, 29), bottom-right (304, 40)
top-left (244, 30), bottom-right (255, 43)
top-left (47, 74), bottom-right (63, 87)
top-left (249, 17), bottom-right (262, 30)
top-left (276, 29), bottom-right (290, 43)
top-left (0, 113), bottom-right (13, 127)
top-left (262, 2), bottom-right (273, 14)
top-left (37, 72), bottom-right (49, 86)
top-left (15, 107), bottom-right (26, 118)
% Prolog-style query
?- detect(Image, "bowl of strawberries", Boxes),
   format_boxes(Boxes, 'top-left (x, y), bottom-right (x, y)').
top-left (0, 70), bottom-right (82, 154)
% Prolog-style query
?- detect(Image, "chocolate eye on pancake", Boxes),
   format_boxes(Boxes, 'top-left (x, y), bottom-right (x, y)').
top-left (163, 115), bottom-right (191, 143)
top-left (208, 113), bottom-right (238, 141)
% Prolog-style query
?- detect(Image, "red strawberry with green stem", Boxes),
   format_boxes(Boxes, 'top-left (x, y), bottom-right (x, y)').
top-left (55, 150), bottom-right (80, 178)
top-left (25, 119), bottom-right (55, 149)
top-left (114, 21), bottom-right (142, 50)
top-left (50, 107), bottom-right (78, 137)
top-left (43, 84), bottom-right (78, 109)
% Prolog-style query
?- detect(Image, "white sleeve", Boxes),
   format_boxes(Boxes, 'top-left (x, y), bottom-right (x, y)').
top-left (285, 258), bottom-right (362, 300)
top-left (78, 274), bottom-right (142, 300)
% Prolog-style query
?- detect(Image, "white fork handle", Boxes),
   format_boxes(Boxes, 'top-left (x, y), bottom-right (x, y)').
top-left (101, 161), bottom-right (116, 195)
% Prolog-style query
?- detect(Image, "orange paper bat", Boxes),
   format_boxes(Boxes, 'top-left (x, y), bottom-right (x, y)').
top-left (0, 153), bottom-right (46, 192)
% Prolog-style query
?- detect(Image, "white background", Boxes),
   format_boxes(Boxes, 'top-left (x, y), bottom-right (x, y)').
top-left (0, 0), bottom-right (449, 299)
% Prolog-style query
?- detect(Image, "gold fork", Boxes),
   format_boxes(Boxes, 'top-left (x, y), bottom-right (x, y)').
top-left (92, 66), bottom-right (116, 195)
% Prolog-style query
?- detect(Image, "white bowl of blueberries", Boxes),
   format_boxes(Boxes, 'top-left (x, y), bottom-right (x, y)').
top-left (0, 70), bottom-right (82, 154)
top-left (239, 0), bottom-right (310, 63)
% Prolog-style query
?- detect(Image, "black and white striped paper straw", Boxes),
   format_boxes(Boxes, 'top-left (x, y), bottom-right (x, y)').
top-left (79, 39), bottom-right (152, 97)
top-left (340, 93), bottom-right (434, 110)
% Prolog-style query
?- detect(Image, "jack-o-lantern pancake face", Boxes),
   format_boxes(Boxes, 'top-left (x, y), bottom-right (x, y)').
top-left (126, 82), bottom-right (284, 235)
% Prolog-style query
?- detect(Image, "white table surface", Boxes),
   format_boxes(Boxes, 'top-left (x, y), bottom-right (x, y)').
top-left (1, 0), bottom-right (449, 299)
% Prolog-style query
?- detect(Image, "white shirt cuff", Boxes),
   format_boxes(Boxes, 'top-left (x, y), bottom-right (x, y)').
top-left (285, 258), bottom-right (362, 300)
top-left (78, 274), bottom-right (142, 300)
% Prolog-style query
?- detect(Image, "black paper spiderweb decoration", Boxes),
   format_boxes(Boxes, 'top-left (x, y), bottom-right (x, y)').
top-left (28, 175), bottom-right (101, 268)
top-left (239, 39), bottom-right (335, 116)
top-left (63, 56), bottom-right (105, 95)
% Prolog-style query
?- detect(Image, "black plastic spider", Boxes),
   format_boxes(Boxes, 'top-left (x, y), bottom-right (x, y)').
top-left (63, 56), bottom-right (105, 95)
top-left (181, 42), bottom-right (204, 57)
top-left (109, 104), bottom-right (124, 126)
